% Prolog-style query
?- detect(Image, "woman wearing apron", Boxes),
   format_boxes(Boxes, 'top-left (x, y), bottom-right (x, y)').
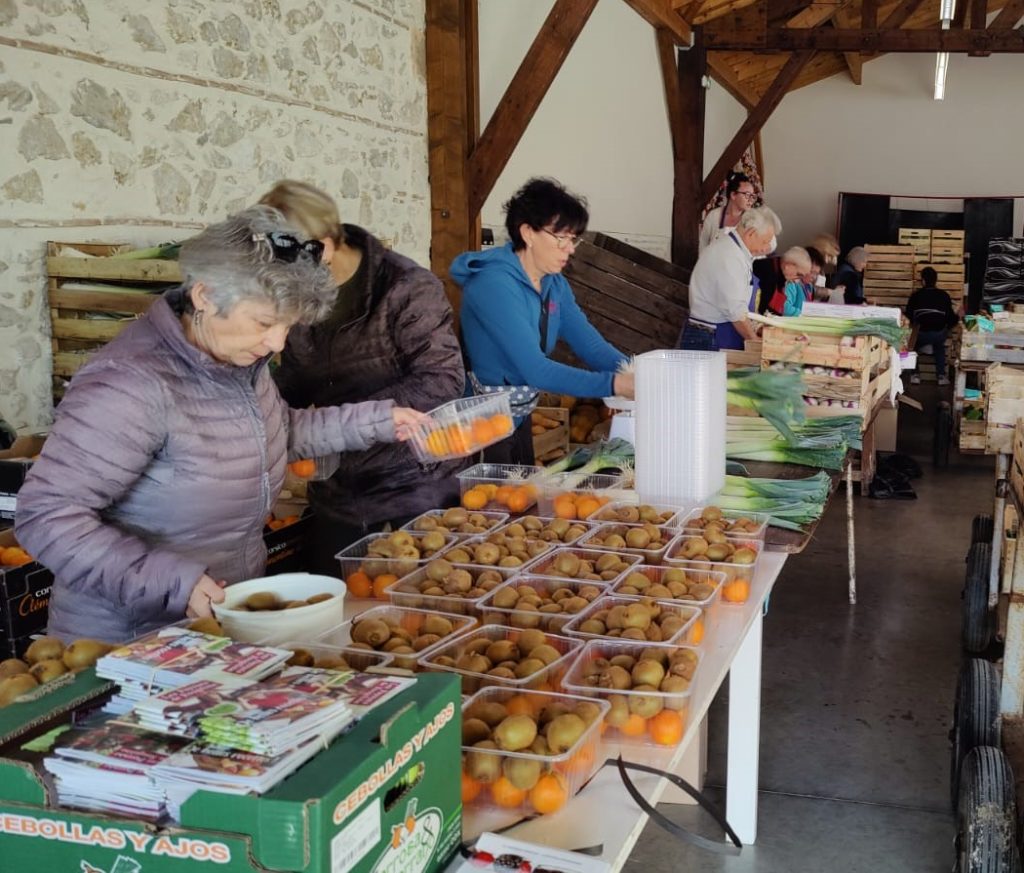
top-left (450, 178), bottom-right (634, 465)
top-left (698, 172), bottom-right (758, 253)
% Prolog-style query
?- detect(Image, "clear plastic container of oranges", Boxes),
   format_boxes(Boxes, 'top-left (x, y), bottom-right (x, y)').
top-left (537, 473), bottom-right (626, 520)
top-left (408, 395), bottom-right (515, 463)
top-left (456, 464), bottom-right (542, 514)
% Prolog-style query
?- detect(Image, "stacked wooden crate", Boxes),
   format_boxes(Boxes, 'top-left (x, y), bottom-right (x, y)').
top-left (898, 228), bottom-right (932, 261)
top-left (918, 229), bottom-right (967, 311)
top-left (985, 364), bottom-right (1024, 454)
top-left (46, 243), bottom-right (180, 405)
top-left (863, 244), bottom-right (915, 307)
top-left (531, 407), bottom-right (569, 465)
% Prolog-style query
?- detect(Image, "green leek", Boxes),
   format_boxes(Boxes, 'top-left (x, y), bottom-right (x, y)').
top-left (750, 312), bottom-right (907, 347)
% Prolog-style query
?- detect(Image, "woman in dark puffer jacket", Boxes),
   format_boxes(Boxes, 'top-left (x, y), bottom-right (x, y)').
top-left (261, 181), bottom-right (466, 574)
top-left (15, 206), bottom-right (426, 644)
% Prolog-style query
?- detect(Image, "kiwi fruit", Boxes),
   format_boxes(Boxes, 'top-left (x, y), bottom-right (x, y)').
top-left (425, 559), bottom-right (453, 582)
top-left (30, 658), bottom-right (68, 684)
top-left (245, 591), bottom-right (281, 611)
top-left (517, 629), bottom-right (548, 653)
top-left (62, 639), bottom-right (113, 671)
top-left (422, 615), bottom-right (454, 637)
top-left (24, 637), bottom-right (65, 665)
top-left (629, 687), bottom-right (665, 718)
top-left (605, 695), bottom-right (630, 727)
top-left (485, 640), bottom-right (519, 663)
top-left (0, 673), bottom-right (39, 706)
top-left (503, 757), bottom-right (542, 791)
top-left (527, 644), bottom-right (561, 666)
top-left (442, 507), bottom-right (469, 528)
top-left (632, 659), bottom-right (665, 687)
top-left (286, 649), bottom-right (315, 667)
top-left (574, 701), bottom-right (604, 726)
top-left (545, 713), bottom-right (586, 753)
top-left (315, 656), bottom-right (350, 670)
top-left (412, 633), bottom-right (442, 652)
top-left (307, 592), bottom-right (335, 605)
top-left (466, 741), bottom-right (501, 783)
top-left (188, 617), bottom-right (225, 636)
top-left (351, 619), bottom-right (392, 647)
top-left (0, 659), bottom-right (30, 679)
top-left (445, 547), bottom-right (471, 563)
top-left (463, 717), bottom-right (492, 745)
top-left (492, 587), bottom-right (520, 609)
top-left (493, 714), bottom-right (538, 752)
top-left (624, 528), bottom-right (652, 549)
top-left (552, 552), bottom-right (582, 578)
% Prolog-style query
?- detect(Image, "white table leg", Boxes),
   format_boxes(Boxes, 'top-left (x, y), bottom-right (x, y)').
top-left (847, 461), bottom-right (856, 605)
top-left (726, 607), bottom-right (763, 844)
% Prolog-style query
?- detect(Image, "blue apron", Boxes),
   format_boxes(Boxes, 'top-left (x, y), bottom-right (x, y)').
top-left (712, 235), bottom-right (758, 351)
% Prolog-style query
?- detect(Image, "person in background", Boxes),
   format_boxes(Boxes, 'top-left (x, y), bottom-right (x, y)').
top-left (699, 172), bottom-right (757, 252)
top-left (768, 247), bottom-right (813, 316)
top-left (261, 180), bottom-right (466, 574)
top-left (15, 207), bottom-right (425, 643)
top-left (679, 207), bottom-right (779, 351)
top-left (803, 246), bottom-right (828, 301)
top-left (833, 247), bottom-right (869, 305)
top-left (906, 266), bottom-right (959, 386)
top-left (450, 178), bottom-right (632, 466)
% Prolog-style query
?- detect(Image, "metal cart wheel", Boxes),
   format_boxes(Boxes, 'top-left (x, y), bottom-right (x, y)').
top-left (950, 659), bottom-right (1002, 810)
top-left (973, 514), bottom-right (996, 546)
top-left (935, 400), bottom-right (953, 468)
top-left (964, 542), bottom-right (993, 654)
top-left (955, 746), bottom-right (1021, 873)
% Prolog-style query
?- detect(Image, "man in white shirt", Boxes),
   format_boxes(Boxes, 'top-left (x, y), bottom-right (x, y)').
top-left (679, 207), bottom-right (780, 351)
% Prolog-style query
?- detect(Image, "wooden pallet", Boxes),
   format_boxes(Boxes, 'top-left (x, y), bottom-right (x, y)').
top-left (1011, 420), bottom-right (1024, 510)
top-left (47, 242), bottom-right (180, 402)
top-left (761, 326), bottom-right (885, 370)
top-left (986, 364), bottom-right (1024, 454)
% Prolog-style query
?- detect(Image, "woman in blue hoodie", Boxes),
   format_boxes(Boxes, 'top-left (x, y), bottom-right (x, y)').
top-left (450, 178), bottom-right (633, 464)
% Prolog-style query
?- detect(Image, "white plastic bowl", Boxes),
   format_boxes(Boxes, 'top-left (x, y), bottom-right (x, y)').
top-left (212, 573), bottom-right (347, 645)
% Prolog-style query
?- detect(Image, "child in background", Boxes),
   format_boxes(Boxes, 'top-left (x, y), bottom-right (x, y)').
top-left (770, 247), bottom-right (813, 316)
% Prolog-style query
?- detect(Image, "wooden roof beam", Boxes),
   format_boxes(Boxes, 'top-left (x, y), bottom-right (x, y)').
top-left (466, 0), bottom-right (598, 216)
top-left (879, 0), bottom-right (928, 29)
top-left (700, 49), bottom-right (814, 203)
top-left (706, 52), bottom-right (758, 108)
top-left (622, 0), bottom-right (692, 44)
top-left (703, 27), bottom-right (1024, 49)
top-left (861, 0), bottom-right (878, 28)
top-left (833, 4), bottom-right (864, 82)
top-left (786, 0), bottom-right (850, 28)
top-left (990, 0), bottom-right (1024, 27)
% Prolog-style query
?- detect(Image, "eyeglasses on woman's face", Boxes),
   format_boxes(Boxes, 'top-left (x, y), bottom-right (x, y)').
top-left (733, 188), bottom-right (757, 201)
top-left (252, 232), bottom-right (325, 263)
top-left (541, 228), bottom-right (583, 250)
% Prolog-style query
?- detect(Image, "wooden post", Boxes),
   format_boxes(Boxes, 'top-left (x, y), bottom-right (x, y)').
top-left (426, 0), bottom-right (479, 317)
top-left (658, 26), bottom-right (705, 268)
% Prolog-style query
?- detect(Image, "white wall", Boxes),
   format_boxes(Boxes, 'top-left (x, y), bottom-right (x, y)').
top-left (478, 0), bottom-right (745, 258)
top-left (761, 52), bottom-right (1024, 247)
top-left (0, 0), bottom-right (430, 431)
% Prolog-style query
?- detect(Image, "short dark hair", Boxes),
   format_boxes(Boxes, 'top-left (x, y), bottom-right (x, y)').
top-left (504, 178), bottom-right (589, 250)
top-left (726, 172), bottom-right (752, 195)
top-left (921, 266), bottom-right (938, 286)
top-left (805, 246), bottom-right (825, 269)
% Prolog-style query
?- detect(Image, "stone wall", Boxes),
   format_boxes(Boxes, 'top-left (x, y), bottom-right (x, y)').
top-left (0, 0), bottom-right (429, 430)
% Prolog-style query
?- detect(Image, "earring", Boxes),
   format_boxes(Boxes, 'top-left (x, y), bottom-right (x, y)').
top-left (194, 309), bottom-right (204, 327)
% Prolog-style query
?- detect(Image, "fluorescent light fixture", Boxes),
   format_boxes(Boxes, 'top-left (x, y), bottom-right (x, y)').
top-left (940, 0), bottom-right (956, 25)
top-left (934, 52), bottom-right (949, 100)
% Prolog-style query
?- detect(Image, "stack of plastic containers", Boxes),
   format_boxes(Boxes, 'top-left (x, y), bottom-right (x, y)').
top-left (634, 349), bottom-right (726, 505)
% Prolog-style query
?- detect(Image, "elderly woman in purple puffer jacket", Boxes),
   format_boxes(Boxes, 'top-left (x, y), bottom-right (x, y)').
top-left (15, 206), bottom-right (426, 644)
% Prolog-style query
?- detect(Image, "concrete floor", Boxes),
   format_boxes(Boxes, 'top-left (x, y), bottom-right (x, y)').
top-left (624, 385), bottom-right (995, 872)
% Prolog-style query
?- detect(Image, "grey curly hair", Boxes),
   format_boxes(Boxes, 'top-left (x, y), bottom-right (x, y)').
top-left (178, 205), bottom-right (336, 325)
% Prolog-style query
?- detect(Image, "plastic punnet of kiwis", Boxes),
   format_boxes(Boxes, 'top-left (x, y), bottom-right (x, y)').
top-left (593, 503), bottom-right (680, 526)
top-left (441, 533), bottom-right (551, 572)
top-left (483, 579), bottom-right (606, 630)
top-left (279, 646), bottom-right (373, 672)
top-left (401, 560), bottom-right (507, 603)
top-left (232, 591), bottom-right (338, 612)
top-left (685, 506), bottom-right (763, 535)
top-left (671, 535), bottom-right (758, 567)
top-left (0, 636), bottom-right (117, 706)
top-left (567, 597), bottom-right (698, 643)
top-left (411, 507), bottom-right (505, 536)
top-left (585, 523), bottom-right (672, 554)
top-left (364, 530), bottom-right (450, 562)
top-left (574, 646), bottom-right (700, 717)
top-left (428, 628), bottom-right (568, 693)
top-left (348, 612), bottom-right (464, 670)
top-left (495, 515), bottom-right (593, 546)
top-left (533, 549), bottom-right (635, 583)
top-left (614, 568), bottom-right (719, 603)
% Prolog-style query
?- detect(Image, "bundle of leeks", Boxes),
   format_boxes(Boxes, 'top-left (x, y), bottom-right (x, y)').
top-left (713, 470), bottom-right (831, 530)
top-left (725, 367), bottom-right (805, 442)
top-left (527, 438), bottom-right (635, 491)
top-left (749, 311), bottom-right (907, 347)
top-left (726, 415), bottom-right (861, 470)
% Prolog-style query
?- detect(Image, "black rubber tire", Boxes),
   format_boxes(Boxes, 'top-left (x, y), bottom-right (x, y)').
top-left (963, 542), bottom-right (993, 654)
top-left (951, 659), bottom-right (1002, 810)
top-left (935, 401), bottom-right (952, 468)
top-left (956, 746), bottom-right (1020, 873)
top-left (973, 515), bottom-right (996, 546)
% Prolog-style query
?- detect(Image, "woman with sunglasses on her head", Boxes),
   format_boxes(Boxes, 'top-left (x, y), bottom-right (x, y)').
top-left (450, 178), bottom-right (633, 466)
top-left (699, 172), bottom-right (758, 253)
top-left (15, 206), bottom-right (426, 644)
top-left (259, 180), bottom-right (466, 573)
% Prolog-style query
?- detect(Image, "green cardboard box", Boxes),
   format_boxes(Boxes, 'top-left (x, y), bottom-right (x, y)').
top-left (0, 668), bottom-right (463, 873)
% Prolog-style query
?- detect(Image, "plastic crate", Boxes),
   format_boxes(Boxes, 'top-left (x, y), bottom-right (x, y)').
top-left (476, 575), bottom-right (610, 633)
top-left (457, 463), bottom-right (541, 514)
top-left (589, 500), bottom-right (690, 528)
top-left (442, 534), bottom-right (552, 574)
top-left (385, 564), bottom-right (518, 616)
top-left (560, 639), bottom-right (701, 748)
top-left (408, 394), bottom-right (514, 463)
top-left (527, 546), bottom-right (641, 585)
top-left (577, 522), bottom-right (679, 565)
top-left (401, 508), bottom-right (510, 537)
top-left (536, 472), bottom-right (627, 519)
top-left (315, 605), bottom-right (477, 671)
top-left (334, 530), bottom-right (458, 596)
top-left (561, 595), bottom-right (704, 646)
top-left (460, 686), bottom-right (609, 815)
top-left (679, 507), bottom-right (769, 541)
top-left (490, 514), bottom-right (598, 546)
top-left (417, 625), bottom-right (583, 694)
top-left (663, 534), bottom-right (762, 604)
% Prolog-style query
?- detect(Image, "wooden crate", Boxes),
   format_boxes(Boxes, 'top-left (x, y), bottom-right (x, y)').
top-left (986, 364), bottom-right (1024, 453)
top-left (961, 331), bottom-right (1024, 364)
top-left (865, 244), bottom-right (916, 307)
top-left (47, 242), bottom-right (180, 401)
top-left (531, 407), bottom-right (569, 464)
top-left (725, 340), bottom-right (762, 371)
top-left (898, 228), bottom-right (932, 260)
top-left (1011, 420), bottom-right (1024, 511)
top-left (761, 326), bottom-right (885, 370)
top-left (933, 229), bottom-right (966, 242)
top-left (961, 419), bottom-right (987, 452)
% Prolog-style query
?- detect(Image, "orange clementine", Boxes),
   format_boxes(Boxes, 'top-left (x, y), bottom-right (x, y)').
top-left (552, 494), bottom-right (577, 519)
top-left (346, 570), bottom-right (374, 598)
top-left (471, 417), bottom-right (495, 446)
top-left (461, 770), bottom-right (481, 803)
top-left (529, 772), bottom-right (568, 814)
top-left (489, 413), bottom-right (513, 436)
top-left (490, 776), bottom-right (527, 808)
top-left (268, 519), bottom-right (286, 531)
top-left (556, 740), bottom-right (596, 775)
top-left (647, 710), bottom-right (685, 746)
top-left (506, 486), bottom-right (533, 514)
top-left (425, 429), bottom-right (450, 457)
top-left (575, 496), bottom-right (602, 519)
top-left (461, 487), bottom-right (488, 510)
top-left (618, 713), bottom-right (648, 737)
top-left (373, 574), bottom-right (399, 600)
top-left (504, 695), bottom-right (536, 717)
top-left (281, 515), bottom-right (300, 526)
top-left (494, 484), bottom-right (515, 506)
top-left (689, 617), bottom-right (705, 645)
top-left (446, 424), bottom-right (472, 454)
top-left (722, 579), bottom-right (750, 603)
top-left (289, 458), bottom-right (316, 478)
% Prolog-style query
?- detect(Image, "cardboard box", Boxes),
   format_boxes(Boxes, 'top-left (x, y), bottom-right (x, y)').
top-left (0, 529), bottom-right (51, 658)
top-left (264, 499), bottom-right (312, 575)
top-left (0, 669), bottom-right (463, 873)
top-left (0, 435), bottom-right (45, 520)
